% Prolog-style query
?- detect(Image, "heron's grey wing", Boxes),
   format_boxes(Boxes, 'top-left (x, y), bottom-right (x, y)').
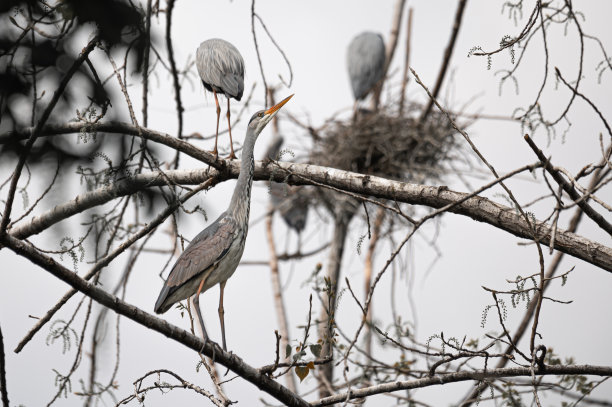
top-left (154, 215), bottom-right (237, 313)
top-left (165, 215), bottom-right (237, 288)
top-left (217, 62), bottom-right (244, 101)
top-left (196, 39), bottom-right (245, 100)
top-left (347, 32), bottom-right (386, 100)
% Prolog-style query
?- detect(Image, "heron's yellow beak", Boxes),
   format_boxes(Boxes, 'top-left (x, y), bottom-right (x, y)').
top-left (265, 94), bottom-right (294, 116)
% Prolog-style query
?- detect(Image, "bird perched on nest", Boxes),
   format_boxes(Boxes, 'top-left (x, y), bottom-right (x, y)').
top-left (196, 38), bottom-right (245, 159)
top-left (347, 32), bottom-right (386, 102)
top-left (154, 95), bottom-right (294, 351)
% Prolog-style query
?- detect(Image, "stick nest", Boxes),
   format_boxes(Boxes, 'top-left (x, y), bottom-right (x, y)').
top-left (310, 104), bottom-right (459, 184)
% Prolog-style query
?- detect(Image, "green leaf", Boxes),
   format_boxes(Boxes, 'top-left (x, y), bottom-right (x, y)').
top-left (295, 366), bottom-right (309, 382)
top-left (309, 344), bottom-right (322, 358)
top-left (285, 344), bottom-right (292, 359)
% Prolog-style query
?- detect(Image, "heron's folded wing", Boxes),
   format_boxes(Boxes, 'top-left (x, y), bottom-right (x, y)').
top-left (219, 73), bottom-right (244, 100)
top-left (347, 33), bottom-right (386, 100)
top-left (196, 41), bottom-right (244, 100)
top-left (165, 217), bottom-right (236, 288)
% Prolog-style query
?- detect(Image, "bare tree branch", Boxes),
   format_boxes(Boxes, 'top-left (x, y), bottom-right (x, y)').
top-left (420, 0), bottom-right (468, 121)
top-left (524, 134), bottom-right (612, 235)
top-left (398, 7), bottom-right (413, 115)
top-left (0, 233), bottom-right (310, 407)
top-left (0, 325), bottom-right (8, 407)
top-left (166, 0), bottom-right (185, 168)
top-left (311, 365), bottom-right (612, 407)
top-left (265, 210), bottom-right (297, 393)
top-left (372, 0), bottom-right (405, 110)
top-left (13, 178), bottom-right (216, 353)
top-left (459, 154), bottom-right (611, 407)
top-left (3, 124), bottom-right (611, 272)
top-left (0, 38), bottom-right (98, 236)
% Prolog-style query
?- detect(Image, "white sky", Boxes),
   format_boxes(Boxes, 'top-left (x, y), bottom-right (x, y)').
top-left (1, 1), bottom-right (611, 405)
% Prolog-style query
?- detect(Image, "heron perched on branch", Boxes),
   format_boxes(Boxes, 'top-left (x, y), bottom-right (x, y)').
top-left (196, 38), bottom-right (245, 159)
top-left (347, 32), bottom-right (385, 102)
top-left (154, 95), bottom-right (294, 351)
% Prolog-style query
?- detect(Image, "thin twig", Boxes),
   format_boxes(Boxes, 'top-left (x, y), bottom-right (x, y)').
top-left (459, 155), bottom-right (610, 406)
top-left (265, 206), bottom-right (297, 392)
top-left (0, 37), bottom-right (98, 236)
top-left (0, 325), bottom-right (9, 407)
top-left (372, 0), bottom-right (406, 110)
top-left (524, 134), bottom-right (612, 236)
top-left (362, 206), bottom-right (385, 356)
top-left (13, 178), bottom-right (217, 353)
top-left (251, 0), bottom-right (269, 102)
top-left (253, 14), bottom-right (293, 88)
top-left (1, 232), bottom-right (310, 407)
top-left (398, 7), bottom-right (413, 115)
top-left (420, 0), bottom-right (468, 122)
top-left (166, 0), bottom-right (184, 168)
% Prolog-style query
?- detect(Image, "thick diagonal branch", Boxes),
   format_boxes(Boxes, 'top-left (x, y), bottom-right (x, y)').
top-left (1, 233), bottom-right (309, 407)
top-left (4, 149), bottom-right (612, 272)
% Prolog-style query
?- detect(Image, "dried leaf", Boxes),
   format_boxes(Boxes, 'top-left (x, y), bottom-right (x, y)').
top-left (295, 366), bottom-right (309, 382)
top-left (307, 361), bottom-right (315, 369)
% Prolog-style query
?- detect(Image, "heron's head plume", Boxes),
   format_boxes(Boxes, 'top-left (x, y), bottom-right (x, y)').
top-left (248, 94), bottom-right (294, 136)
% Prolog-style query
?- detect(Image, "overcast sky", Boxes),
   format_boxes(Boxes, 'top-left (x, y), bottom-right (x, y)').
top-left (1, 1), bottom-right (611, 405)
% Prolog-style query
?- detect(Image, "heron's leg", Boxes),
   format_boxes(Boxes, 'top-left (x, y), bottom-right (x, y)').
top-left (226, 98), bottom-right (237, 159)
top-left (193, 278), bottom-right (209, 348)
top-left (218, 281), bottom-right (227, 352)
top-left (191, 296), bottom-right (208, 353)
top-left (283, 227), bottom-right (290, 254)
top-left (211, 89), bottom-right (221, 158)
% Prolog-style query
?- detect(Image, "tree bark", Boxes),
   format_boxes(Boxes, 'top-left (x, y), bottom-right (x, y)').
top-left (4, 133), bottom-right (610, 273)
top-left (317, 201), bottom-right (356, 398)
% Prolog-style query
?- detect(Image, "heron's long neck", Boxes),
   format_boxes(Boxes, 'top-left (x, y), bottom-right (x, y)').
top-left (228, 132), bottom-right (256, 225)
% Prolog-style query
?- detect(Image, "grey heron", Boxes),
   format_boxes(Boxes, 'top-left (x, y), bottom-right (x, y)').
top-left (154, 94), bottom-right (294, 351)
top-left (347, 32), bottom-right (385, 101)
top-left (196, 38), bottom-right (245, 159)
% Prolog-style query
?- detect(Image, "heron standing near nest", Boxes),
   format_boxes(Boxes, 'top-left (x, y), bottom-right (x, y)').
top-left (347, 32), bottom-right (385, 108)
top-left (154, 95), bottom-right (294, 351)
top-left (196, 38), bottom-right (245, 159)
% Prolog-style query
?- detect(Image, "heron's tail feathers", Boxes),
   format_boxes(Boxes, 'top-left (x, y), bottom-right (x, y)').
top-left (154, 285), bottom-right (172, 314)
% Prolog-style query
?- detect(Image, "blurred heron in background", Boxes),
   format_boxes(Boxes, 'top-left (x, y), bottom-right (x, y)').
top-left (347, 32), bottom-right (385, 104)
top-left (154, 95), bottom-right (294, 351)
top-left (196, 38), bottom-right (245, 159)
top-left (265, 137), bottom-right (309, 253)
